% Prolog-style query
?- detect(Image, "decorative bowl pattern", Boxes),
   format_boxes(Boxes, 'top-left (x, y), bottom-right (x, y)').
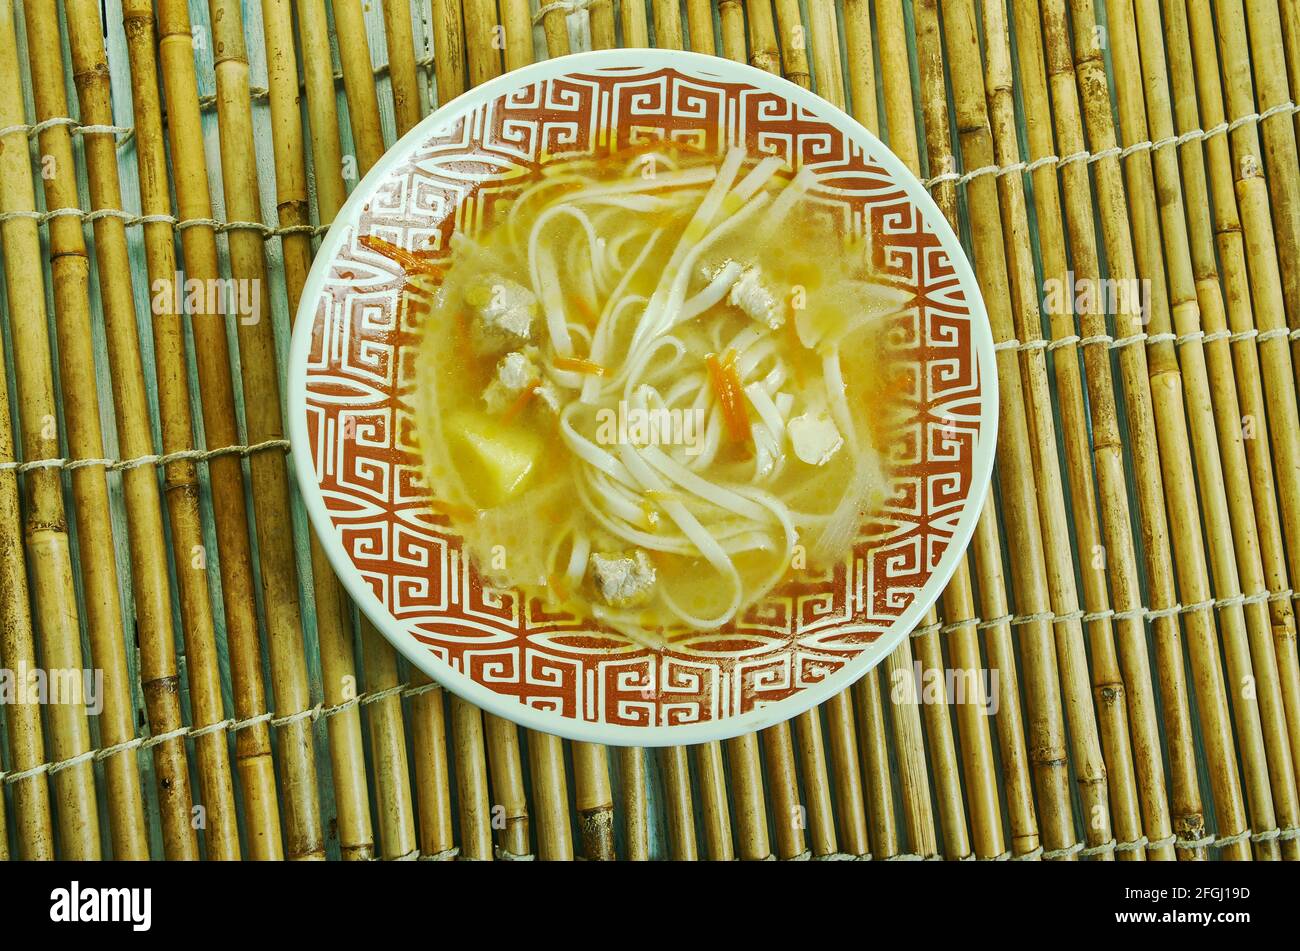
top-left (290, 50), bottom-right (996, 745)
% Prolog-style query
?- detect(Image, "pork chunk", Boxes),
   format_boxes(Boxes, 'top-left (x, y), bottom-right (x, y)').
top-left (466, 275), bottom-right (536, 355)
top-left (589, 549), bottom-right (657, 609)
top-left (728, 265), bottom-right (784, 329)
top-left (482, 348), bottom-right (561, 414)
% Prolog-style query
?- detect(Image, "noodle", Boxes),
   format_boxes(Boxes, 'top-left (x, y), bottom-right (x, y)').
top-left (413, 142), bottom-right (910, 645)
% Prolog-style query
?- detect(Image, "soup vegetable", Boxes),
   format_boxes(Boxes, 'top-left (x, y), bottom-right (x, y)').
top-left (398, 142), bottom-right (912, 646)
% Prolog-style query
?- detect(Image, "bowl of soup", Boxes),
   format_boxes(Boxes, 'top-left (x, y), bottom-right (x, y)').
top-left (289, 49), bottom-right (996, 745)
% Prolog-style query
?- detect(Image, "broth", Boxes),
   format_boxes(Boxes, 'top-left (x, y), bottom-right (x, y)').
top-left (403, 143), bottom-right (911, 645)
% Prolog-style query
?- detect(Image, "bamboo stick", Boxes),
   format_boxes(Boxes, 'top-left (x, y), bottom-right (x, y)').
top-left (500, 0), bottom-right (533, 71)
top-left (1173, 0), bottom-right (1300, 812)
top-left (989, 0), bottom-right (1156, 859)
top-left (123, 0), bottom-right (242, 863)
top-left (652, 0), bottom-right (683, 50)
top-left (685, 0), bottom-right (714, 53)
top-left (0, 479), bottom-right (51, 859)
top-left (312, 577), bottom-right (374, 859)
top-left (852, 673), bottom-right (897, 856)
top-left (382, 0), bottom-right (422, 132)
top-left (909, 611), bottom-right (974, 858)
top-left (484, 714), bottom-right (530, 856)
top-left (772, 0), bottom-right (810, 88)
top-left (463, 0), bottom-right (503, 86)
top-left (617, 747), bottom-right (649, 860)
top-left (205, 0), bottom-right (325, 860)
top-left (745, 0), bottom-right (780, 73)
top-left (762, 721), bottom-right (806, 858)
top-left (0, 43), bottom-right (54, 860)
top-left (661, 745), bottom-right (700, 859)
top-left (1060, 0), bottom-right (1254, 860)
top-left (718, 0), bottom-right (745, 62)
top-left (692, 742), bottom-right (730, 859)
top-left (431, 0), bottom-right (467, 103)
top-left (806, 0), bottom-right (843, 110)
top-left (410, 684), bottom-right (455, 858)
top-left (296, 0), bottom-right (348, 218)
top-left (541, 1), bottom-right (571, 57)
top-left (878, 625), bottom-right (944, 851)
top-left (450, 695), bottom-right (494, 859)
top-left (823, 692), bottom-right (869, 856)
top-left (528, 732), bottom-right (574, 860)
top-left (22, 0), bottom-right (157, 861)
top-left (842, 1), bottom-right (873, 127)
top-left (293, 0), bottom-right (377, 862)
top-left (792, 712), bottom-right (837, 856)
top-left (61, 0), bottom-right (205, 860)
top-left (621, 0), bottom-right (649, 47)
top-left (997, 0), bottom-right (1175, 860)
top-left (0, 0), bottom-right (101, 861)
top-left (589, 0), bottom-right (616, 50)
top-left (1282, 0), bottom-right (1300, 143)
top-left (573, 742), bottom-right (615, 859)
top-left (360, 620), bottom-right (418, 858)
top-left (1235, 0), bottom-right (1300, 373)
top-left (728, 732), bottom-right (770, 859)
top-left (334, 0), bottom-right (386, 171)
top-left (156, 0), bottom-right (284, 859)
top-left (1119, 0), bottom-right (1300, 859)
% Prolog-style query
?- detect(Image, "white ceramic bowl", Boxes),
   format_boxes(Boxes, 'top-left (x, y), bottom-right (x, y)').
top-left (289, 49), bottom-right (996, 746)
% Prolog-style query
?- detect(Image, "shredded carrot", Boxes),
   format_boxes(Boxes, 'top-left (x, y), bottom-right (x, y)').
top-left (570, 296), bottom-right (599, 327)
top-left (553, 354), bottom-right (607, 376)
top-left (500, 383), bottom-right (539, 424)
top-left (359, 234), bottom-right (445, 278)
top-left (706, 349), bottom-right (751, 443)
top-left (547, 573), bottom-right (571, 603)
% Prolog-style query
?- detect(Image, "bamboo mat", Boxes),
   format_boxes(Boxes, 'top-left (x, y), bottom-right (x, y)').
top-left (0, 0), bottom-right (1299, 862)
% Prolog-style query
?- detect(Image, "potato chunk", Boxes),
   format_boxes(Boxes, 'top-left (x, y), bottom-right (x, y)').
top-left (447, 409), bottom-right (543, 506)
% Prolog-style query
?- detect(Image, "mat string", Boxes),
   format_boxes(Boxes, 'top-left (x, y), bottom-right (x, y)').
top-left (0, 438), bottom-right (291, 474)
top-left (921, 99), bottom-right (1300, 188)
top-left (3, 100), bottom-right (1297, 231)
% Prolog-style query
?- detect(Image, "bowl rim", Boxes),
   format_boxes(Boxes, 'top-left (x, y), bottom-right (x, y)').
top-left (288, 47), bottom-right (998, 747)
